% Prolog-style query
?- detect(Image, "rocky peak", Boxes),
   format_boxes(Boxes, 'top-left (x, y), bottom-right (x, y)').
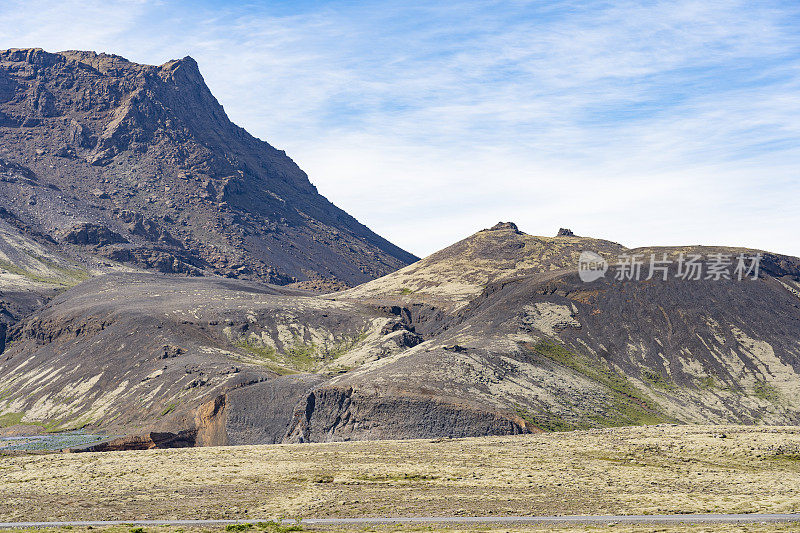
top-left (488, 221), bottom-right (521, 233)
top-left (556, 228), bottom-right (575, 237)
top-left (159, 56), bottom-right (201, 77)
top-left (0, 48), bottom-right (418, 285)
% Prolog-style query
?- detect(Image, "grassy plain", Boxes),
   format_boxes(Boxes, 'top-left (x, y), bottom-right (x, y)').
top-left (2, 525), bottom-right (800, 533)
top-left (1, 425), bottom-right (799, 529)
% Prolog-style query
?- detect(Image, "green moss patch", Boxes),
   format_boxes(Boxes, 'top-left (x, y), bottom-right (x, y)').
top-left (753, 381), bottom-right (780, 402)
top-left (234, 330), bottom-right (368, 374)
top-left (0, 257), bottom-right (87, 287)
top-left (522, 340), bottom-right (672, 430)
top-left (0, 412), bottom-right (24, 427)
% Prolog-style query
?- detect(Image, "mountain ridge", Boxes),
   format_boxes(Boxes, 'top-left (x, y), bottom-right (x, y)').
top-left (0, 47), bottom-right (417, 291)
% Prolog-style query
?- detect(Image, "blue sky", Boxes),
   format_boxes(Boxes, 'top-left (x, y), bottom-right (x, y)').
top-left (2, 0), bottom-right (800, 257)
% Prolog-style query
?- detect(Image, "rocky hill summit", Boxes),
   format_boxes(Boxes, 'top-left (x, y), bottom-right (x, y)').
top-left (0, 48), bottom-right (416, 288)
top-left (340, 222), bottom-right (626, 310)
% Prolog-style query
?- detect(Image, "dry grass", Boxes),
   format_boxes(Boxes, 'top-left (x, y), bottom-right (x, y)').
top-left (1, 425), bottom-right (799, 523)
top-left (1, 524), bottom-right (799, 533)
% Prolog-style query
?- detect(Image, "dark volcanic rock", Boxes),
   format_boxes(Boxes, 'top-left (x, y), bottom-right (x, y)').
top-left (0, 273), bottom-right (438, 443)
top-left (101, 247), bottom-right (204, 275)
top-left (223, 375), bottom-right (326, 445)
top-left (0, 48), bottom-right (417, 285)
top-left (307, 231), bottom-right (800, 435)
top-left (489, 221), bottom-right (521, 233)
top-left (60, 222), bottom-right (128, 246)
top-left (284, 385), bottom-right (532, 443)
top-left (71, 430), bottom-right (197, 452)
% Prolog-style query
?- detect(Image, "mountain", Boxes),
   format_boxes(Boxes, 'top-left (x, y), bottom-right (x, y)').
top-left (0, 48), bottom-right (416, 294)
top-left (3, 222), bottom-right (800, 447)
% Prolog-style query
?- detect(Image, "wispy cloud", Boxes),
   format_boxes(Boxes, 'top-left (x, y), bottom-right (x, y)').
top-left (1, 0), bottom-right (799, 257)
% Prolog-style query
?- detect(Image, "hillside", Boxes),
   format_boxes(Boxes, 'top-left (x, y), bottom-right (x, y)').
top-left (2, 223), bottom-right (800, 446)
top-left (0, 47), bottom-right (416, 291)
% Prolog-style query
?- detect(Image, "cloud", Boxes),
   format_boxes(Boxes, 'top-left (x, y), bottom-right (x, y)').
top-left (1, 0), bottom-right (799, 257)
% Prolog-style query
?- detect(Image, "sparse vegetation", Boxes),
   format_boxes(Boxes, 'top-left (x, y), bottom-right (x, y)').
top-left (524, 340), bottom-right (670, 428)
top-left (0, 259), bottom-right (56, 284)
top-left (0, 256), bottom-right (86, 286)
top-left (255, 522), bottom-right (302, 533)
top-left (514, 405), bottom-right (575, 432)
top-left (355, 472), bottom-right (439, 482)
top-left (285, 337), bottom-right (318, 370)
top-left (211, 523), bottom-right (302, 533)
top-left (322, 332), bottom-right (368, 359)
top-left (0, 412), bottom-right (24, 427)
top-left (32, 254), bottom-right (90, 284)
top-left (697, 376), bottom-right (716, 389)
top-left (233, 329), bottom-right (368, 374)
top-left (233, 337), bottom-right (296, 375)
top-left (0, 525), bottom-right (797, 533)
top-left (640, 367), bottom-right (672, 389)
top-left (753, 381), bottom-right (780, 402)
top-left (235, 336), bottom-right (278, 359)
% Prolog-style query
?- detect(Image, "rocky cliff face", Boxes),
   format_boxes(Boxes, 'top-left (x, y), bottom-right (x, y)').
top-left (0, 48), bottom-right (416, 287)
